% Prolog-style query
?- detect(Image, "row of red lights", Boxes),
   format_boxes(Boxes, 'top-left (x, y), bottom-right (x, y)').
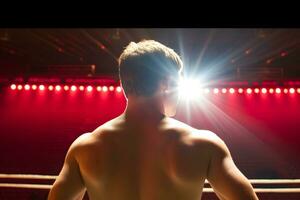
top-left (9, 84), bottom-right (300, 94)
top-left (210, 88), bottom-right (300, 94)
top-left (10, 84), bottom-right (122, 92)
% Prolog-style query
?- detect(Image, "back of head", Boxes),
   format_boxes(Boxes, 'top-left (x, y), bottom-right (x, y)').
top-left (118, 40), bottom-right (183, 97)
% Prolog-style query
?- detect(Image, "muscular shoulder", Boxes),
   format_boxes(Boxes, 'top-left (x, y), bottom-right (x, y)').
top-left (165, 118), bottom-right (228, 154)
top-left (69, 117), bottom-right (123, 153)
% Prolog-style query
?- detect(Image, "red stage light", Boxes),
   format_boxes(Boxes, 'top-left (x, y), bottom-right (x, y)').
top-left (24, 84), bottom-right (30, 90)
top-left (55, 85), bottom-right (61, 91)
top-left (222, 88), bottom-right (227, 93)
top-left (246, 88), bottom-right (252, 94)
top-left (87, 86), bottom-right (93, 92)
top-left (17, 85), bottom-right (23, 90)
top-left (275, 88), bottom-right (281, 94)
top-left (229, 88), bottom-right (235, 94)
top-left (254, 88), bottom-right (260, 93)
top-left (297, 88), bottom-right (300, 94)
top-left (213, 88), bottom-right (219, 94)
top-left (102, 86), bottom-right (108, 92)
top-left (116, 86), bottom-right (122, 92)
top-left (71, 85), bottom-right (77, 91)
top-left (283, 88), bottom-right (288, 94)
top-left (269, 88), bottom-right (274, 94)
top-left (10, 84), bottom-right (17, 90)
top-left (79, 86), bottom-right (84, 91)
top-left (39, 85), bottom-right (45, 91)
top-left (238, 88), bottom-right (243, 93)
top-left (261, 88), bottom-right (267, 94)
top-left (64, 85), bottom-right (69, 91)
top-left (48, 85), bottom-right (54, 91)
top-left (289, 88), bottom-right (295, 94)
top-left (32, 85), bottom-right (37, 90)
top-left (96, 86), bottom-right (102, 91)
top-left (109, 86), bottom-right (114, 91)
top-left (281, 52), bottom-right (287, 57)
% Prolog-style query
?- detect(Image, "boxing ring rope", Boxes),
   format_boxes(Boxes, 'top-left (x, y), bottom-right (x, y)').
top-left (1, 174), bottom-right (300, 193)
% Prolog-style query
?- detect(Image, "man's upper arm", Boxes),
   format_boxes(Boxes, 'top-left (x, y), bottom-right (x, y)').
top-left (48, 135), bottom-right (87, 200)
top-left (206, 133), bottom-right (258, 200)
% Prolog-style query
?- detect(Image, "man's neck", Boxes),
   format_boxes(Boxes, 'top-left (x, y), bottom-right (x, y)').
top-left (123, 95), bottom-right (166, 126)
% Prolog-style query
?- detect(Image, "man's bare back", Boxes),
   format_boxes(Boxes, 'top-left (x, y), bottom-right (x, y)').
top-left (48, 115), bottom-right (258, 200)
top-left (48, 40), bottom-right (258, 200)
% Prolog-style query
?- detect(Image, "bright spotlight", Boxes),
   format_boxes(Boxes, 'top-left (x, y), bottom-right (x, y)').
top-left (229, 88), bottom-right (235, 94)
top-left (87, 86), bottom-right (93, 92)
top-left (222, 88), bottom-right (227, 94)
top-left (289, 88), bottom-right (295, 94)
top-left (24, 84), bottom-right (30, 90)
top-left (32, 85), bottom-right (37, 90)
top-left (79, 86), bottom-right (84, 91)
top-left (48, 85), bottom-right (54, 91)
top-left (213, 88), bottom-right (219, 94)
top-left (246, 88), bottom-right (252, 94)
top-left (109, 86), bottom-right (114, 91)
top-left (261, 88), bottom-right (267, 94)
top-left (269, 88), bottom-right (274, 94)
top-left (10, 84), bottom-right (17, 90)
top-left (275, 88), bottom-right (281, 94)
top-left (254, 88), bottom-right (260, 94)
top-left (178, 79), bottom-right (202, 100)
top-left (39, 85), bottom-right (45, 91)
top-left (116, 86), bottom-right (122, 92)
top-left (238, 88), bottom-right (243, 94)
top-left (102, 86), bottom-right (108, 92)
top-left (71, 85), bottom-right (77, 91)
top-left (55, 85), bottom-right (61, 91)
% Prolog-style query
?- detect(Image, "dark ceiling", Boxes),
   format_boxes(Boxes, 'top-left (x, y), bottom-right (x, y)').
top-left (0, 28), bottom-right (299, 80)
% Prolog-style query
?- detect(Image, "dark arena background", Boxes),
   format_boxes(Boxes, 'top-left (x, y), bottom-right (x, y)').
top-left (0, 29), bottom-right (300, 199)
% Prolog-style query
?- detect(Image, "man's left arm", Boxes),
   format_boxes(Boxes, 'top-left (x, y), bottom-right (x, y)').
top-left (48, 139), bottom-right (86, 200)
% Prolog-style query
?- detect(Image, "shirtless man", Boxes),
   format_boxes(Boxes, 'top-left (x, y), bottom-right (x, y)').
top-left (48, 40), bottom-right (259, 200)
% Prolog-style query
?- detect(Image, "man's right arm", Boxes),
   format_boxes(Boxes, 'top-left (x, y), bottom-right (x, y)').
top-left (206, 133), bottom-right (259, 200)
